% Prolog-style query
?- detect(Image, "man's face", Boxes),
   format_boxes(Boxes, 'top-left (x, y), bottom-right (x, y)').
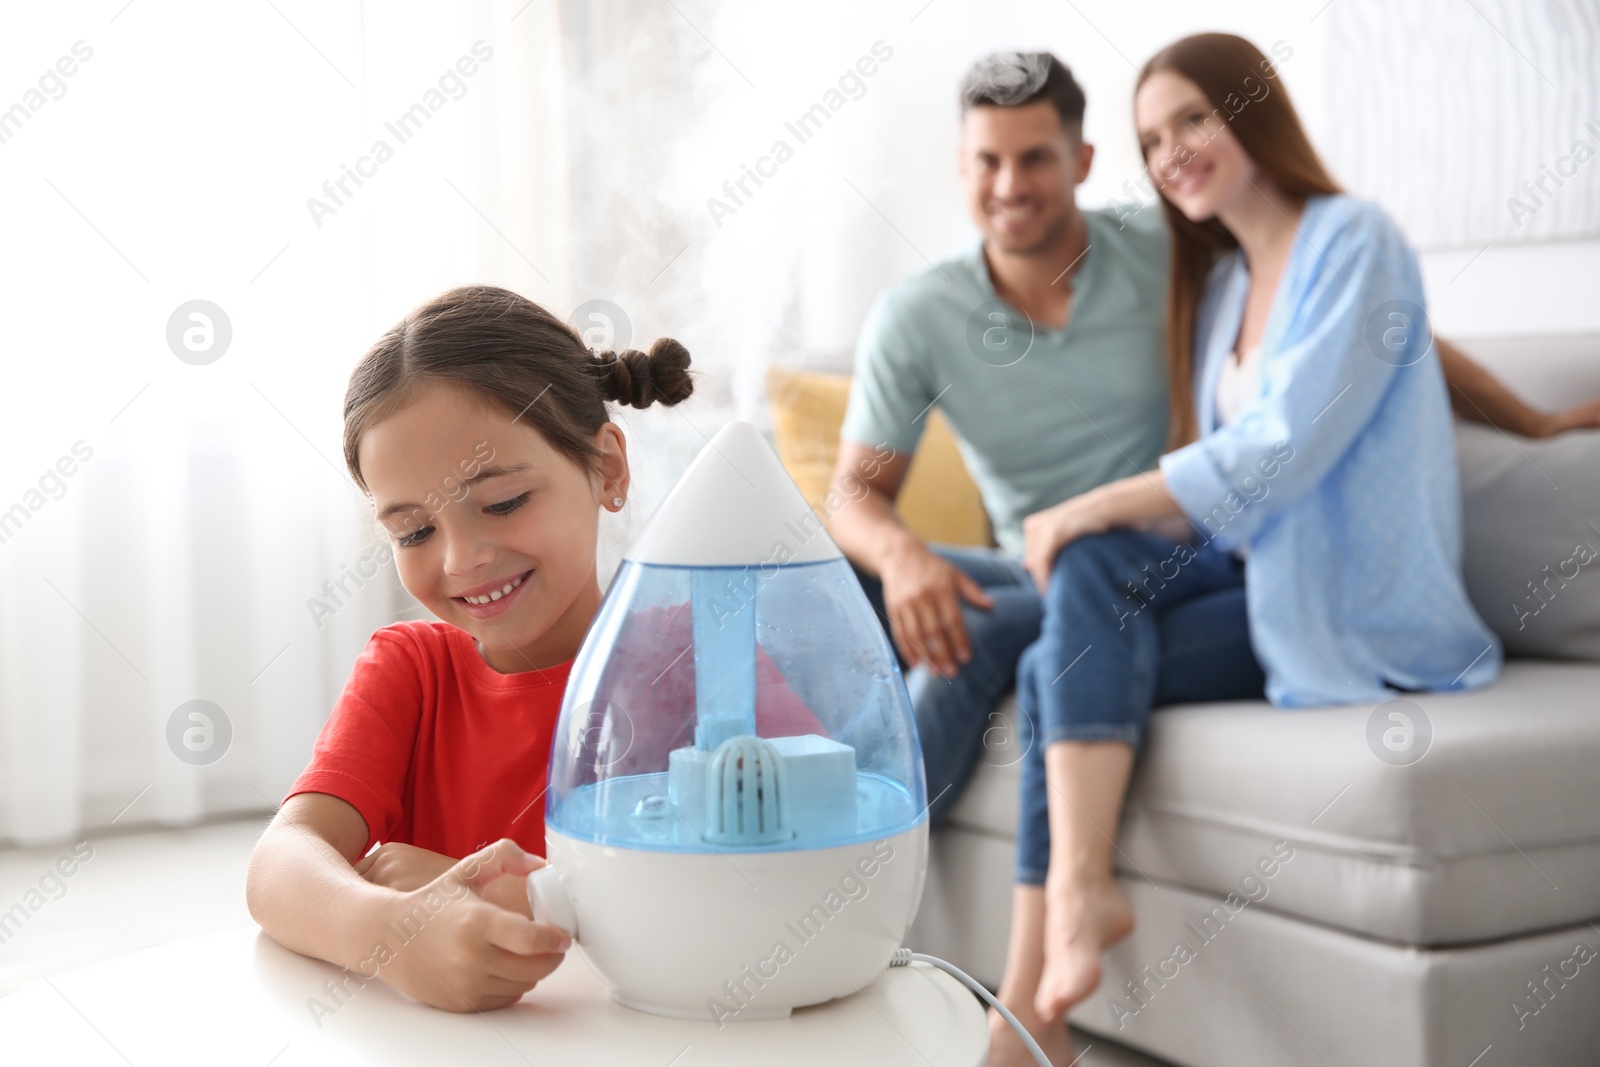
top-left (958, 100), bottom-right (1092, 256)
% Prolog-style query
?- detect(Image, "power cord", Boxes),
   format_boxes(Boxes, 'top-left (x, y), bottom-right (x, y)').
top-left (888, 947), bottom-right (1051, 1066)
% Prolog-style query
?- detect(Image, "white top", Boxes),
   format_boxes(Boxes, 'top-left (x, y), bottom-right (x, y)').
top-left (1214, 341), bottom-right (1262, 426)
top-left (0, 926), bottom-right (990, 1065)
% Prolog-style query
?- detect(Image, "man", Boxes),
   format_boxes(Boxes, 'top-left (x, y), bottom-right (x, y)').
top-left (827, 51), bottom-right (1600, 829)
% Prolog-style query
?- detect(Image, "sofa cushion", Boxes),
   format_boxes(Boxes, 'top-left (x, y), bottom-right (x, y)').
top-left (909, 830), bottom-right (1600, 1066)
top-left (1457, 422), bottom-right (1600, 659)
top-left (946, 660), bottom-right (1600, 945)
top-left (765, 366), bottom-right (993, 548)
top-left (1455, 333), bottom-right (1600, 413)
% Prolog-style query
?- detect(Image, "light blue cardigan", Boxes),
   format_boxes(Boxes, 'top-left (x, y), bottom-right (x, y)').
top-left (1158, 194), bottom-right (1502, 707)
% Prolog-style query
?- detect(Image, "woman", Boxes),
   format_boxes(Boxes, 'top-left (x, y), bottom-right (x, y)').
top-left (984, 33), bottom-right (1502, 1066)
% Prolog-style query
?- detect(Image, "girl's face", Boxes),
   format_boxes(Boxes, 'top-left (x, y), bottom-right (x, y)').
top-left (359, 382), bottom-right (627, 673)
top-left (1135, 70), bottom-right (1258, 223)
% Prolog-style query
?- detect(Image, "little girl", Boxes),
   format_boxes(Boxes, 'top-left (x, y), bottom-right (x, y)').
top-left (245, 285), bottom-right (699, 1013)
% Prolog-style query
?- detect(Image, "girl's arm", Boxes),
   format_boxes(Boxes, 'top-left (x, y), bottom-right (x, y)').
top-left (246, 793), bottom-right (397, 973)
top-left (247, 794), bottom-right (563, 1010)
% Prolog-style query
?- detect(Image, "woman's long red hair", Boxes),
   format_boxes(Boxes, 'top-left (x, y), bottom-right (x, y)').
top-left (1137, 34), bottom-right (1341, 450)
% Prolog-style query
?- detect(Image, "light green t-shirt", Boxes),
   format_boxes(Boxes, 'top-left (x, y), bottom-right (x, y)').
top-left (840, 206), bottom-right (1171, 556)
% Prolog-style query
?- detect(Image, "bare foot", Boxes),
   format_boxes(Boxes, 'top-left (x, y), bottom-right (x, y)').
top-left (985, 999), bottom-right (1073, 1067)
top-left (1034, 873), bottom-right (1135, 1022)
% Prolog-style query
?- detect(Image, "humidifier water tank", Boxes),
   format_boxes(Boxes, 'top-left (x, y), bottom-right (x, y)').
top-left (530, 420), bottom-right (929, 1022)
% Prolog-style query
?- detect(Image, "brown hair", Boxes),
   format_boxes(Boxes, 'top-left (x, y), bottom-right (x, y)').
top-left (1136, 34), bottom-right (1340, 449)
top-left (342, 285), bottom-right (694, 493)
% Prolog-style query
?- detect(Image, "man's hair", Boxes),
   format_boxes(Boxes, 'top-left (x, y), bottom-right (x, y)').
top-left (958, 51), bottom-right (1086, 137)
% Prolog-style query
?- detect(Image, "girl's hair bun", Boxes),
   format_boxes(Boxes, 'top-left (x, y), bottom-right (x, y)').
top-left (591, 337), bottom-right (694, 409)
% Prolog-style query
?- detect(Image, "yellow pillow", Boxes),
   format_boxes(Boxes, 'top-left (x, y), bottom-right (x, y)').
top-left (766, 366), bottom-right (993, 548)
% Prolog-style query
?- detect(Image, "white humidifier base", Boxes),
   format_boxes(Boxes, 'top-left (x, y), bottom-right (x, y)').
top-left (532, 822), bottom-right (929, 1023)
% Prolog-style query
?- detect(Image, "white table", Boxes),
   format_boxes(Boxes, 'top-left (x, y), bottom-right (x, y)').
top-left (0, 926), bottom-right (988, 1065)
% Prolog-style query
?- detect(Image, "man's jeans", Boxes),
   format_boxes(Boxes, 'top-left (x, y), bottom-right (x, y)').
top-left (851, 545), bottom-right (1043, 830)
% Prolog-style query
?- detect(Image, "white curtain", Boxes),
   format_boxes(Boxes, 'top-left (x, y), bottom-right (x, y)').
top-left (0, 0), bottom-right (586, 846)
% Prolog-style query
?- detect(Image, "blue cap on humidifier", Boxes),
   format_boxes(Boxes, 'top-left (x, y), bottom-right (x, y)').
top-left (545, 421), bottom-right (927, 854)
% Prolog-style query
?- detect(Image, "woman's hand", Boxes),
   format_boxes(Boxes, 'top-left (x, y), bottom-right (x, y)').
top-left (1022, 474), bottom-right (1188, 591)
top-left (375, 840), bottom-right (571, 1013)
top-left (1022, 495), bottom-right (1110, 592)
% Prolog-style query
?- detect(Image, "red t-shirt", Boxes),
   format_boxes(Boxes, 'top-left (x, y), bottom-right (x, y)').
top-left (284, 620), bottom-right (571, 860)
top-left (285, 610), bottom-right (826, 860)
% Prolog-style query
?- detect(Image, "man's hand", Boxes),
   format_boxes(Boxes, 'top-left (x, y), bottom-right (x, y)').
top-left (1022, 494), bottom-right (1110, 592)
top-left (1437, 337), bottom-right (1600, 439)
top-left (879, 543), bottom-right (994, 678)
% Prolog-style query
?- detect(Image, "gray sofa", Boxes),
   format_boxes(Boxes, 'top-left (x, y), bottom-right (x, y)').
top-left (906, 335), bottom-right (1600, 1067)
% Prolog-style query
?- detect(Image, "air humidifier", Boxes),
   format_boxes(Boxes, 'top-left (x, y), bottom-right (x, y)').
top-left (527, 421), bottom-right (929, 1022)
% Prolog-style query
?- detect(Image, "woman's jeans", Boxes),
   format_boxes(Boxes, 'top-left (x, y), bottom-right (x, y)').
top-left (1013, 529), bottom-right (1266, 885)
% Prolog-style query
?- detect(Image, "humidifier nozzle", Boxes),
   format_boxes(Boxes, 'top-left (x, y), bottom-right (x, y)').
top-left (528, 864), bottom-right (579, 941)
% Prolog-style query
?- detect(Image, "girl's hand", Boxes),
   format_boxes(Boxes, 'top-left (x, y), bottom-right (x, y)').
top-left (1022, 495), bottom-right (1109, 592)
top-left (377, 839), bottom-right (571, 1013)
top-left (357, 840), bottom-right (540, 919)
top-left (355, 842), bottom-right (456, 893)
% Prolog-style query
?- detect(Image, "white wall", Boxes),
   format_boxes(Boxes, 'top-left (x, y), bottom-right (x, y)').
top-left (770, 0), bottom-right (1345, 368)
top-left (685, 0), bottom-right (1596, 377)
top-left (1420, 240), bottom-right (1600, 338)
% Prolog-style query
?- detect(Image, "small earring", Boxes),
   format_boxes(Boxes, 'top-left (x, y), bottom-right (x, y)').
top-left (612, 496), bottom-right (623, 508)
